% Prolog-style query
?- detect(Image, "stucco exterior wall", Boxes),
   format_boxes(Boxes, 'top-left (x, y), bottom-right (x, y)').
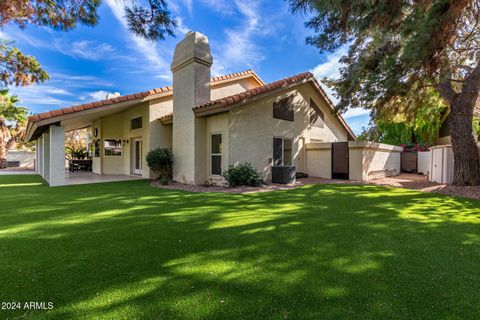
top-left (90, 102), bottom-right (151, 178)
top-left (305, 143), bottom-right (331, 178)
top-left (148, 98), bottom-right (173, 178)
top-left (227, 82), bottom-right (350, 181)
top-left (100, 112), bottom-right (127, 175)
top-left (211, 78), bottom-right (260, 100)
top-left (7, 150), bottom-right (35, 168)
top-left (148, 77), bottom-right (262, 122)
top-left (348, 141), bottom-right (402, 181)
top-left (206, 112), bottom-right (229, 183)
top-left (299, 85), bottom-right (349, 143)
top-left (149, 97), bottom-right (173, 120)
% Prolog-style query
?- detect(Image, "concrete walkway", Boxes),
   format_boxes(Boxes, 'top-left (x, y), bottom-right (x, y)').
top-left (0, 169), bottom-right (145, 185)
top-left (0, 168), bottom-right (36, 175)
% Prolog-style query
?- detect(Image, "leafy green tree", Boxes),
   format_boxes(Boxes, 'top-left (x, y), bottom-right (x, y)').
top-left (0, 89), bottom-right (28, 168)
top-left (0, 0), bottom-right (176, 87)
top-left (291, 0), bottom-right (480, 185)
top-left (359, 88), bottom-right (447, 146)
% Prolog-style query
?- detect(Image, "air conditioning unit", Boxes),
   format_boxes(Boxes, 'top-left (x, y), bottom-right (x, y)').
top-left (272, 166), bottom-right (296, 184)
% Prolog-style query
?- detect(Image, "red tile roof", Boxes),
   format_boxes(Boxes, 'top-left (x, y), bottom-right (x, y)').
top-left (192, 72), bottom-right (356, 140)
top-left (158, 113), bottom-right (173, 125)
top-left (194, 72), bottom-right (313, 111)
top-left (28, 70), bottom-right (262, 123)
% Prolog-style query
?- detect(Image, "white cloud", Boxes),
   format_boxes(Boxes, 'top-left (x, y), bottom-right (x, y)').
top-left (10, 85), bottom-right (75, 109)
top-left (310, 46), bottom-right (370, 119)
top-left (65, 41), bottom-right (115, 61)
top-left (1, 28), bottom-right (118, 62)
top-left (211, 0), bottom-right (272, 75)
top-left (175, 17), bottom-right (190, 35)
top-left (199, 0), bottom-right (235, 14)
top-left (106, 0), bottom-right (170, 77)
top-left (310, 47), bottom-right (347, 82)
top-left (50, 73), bottom-right (115, 88)
top-left (8, 73), bottom-right (118, 114)
top-left (0, 29), bottom-right (46, 48)
top-left (342, 108), bottom-right (371, 119)
top-left (182, 0), bottom-right (193, 15)
top-left (83, 90), bottom-right (114, 101)
top-left (169, 0), bottom-right (193, 16)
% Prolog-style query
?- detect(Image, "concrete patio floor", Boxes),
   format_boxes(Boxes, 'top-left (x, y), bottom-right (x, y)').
top-left (65, 172), bottom-right (145, 185)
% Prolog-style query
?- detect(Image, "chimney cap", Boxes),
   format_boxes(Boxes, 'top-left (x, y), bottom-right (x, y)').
top-left (171, 31), bottom-right (213, 72)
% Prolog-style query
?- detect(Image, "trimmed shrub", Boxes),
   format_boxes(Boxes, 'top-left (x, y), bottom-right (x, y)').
top-left (222, 162), bottom-right (261, 187)
top-left (146, 148), bottom-right (173, 181)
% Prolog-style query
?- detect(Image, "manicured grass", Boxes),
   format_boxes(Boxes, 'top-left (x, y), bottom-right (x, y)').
top-left (0, 175), bottom-right (479, 319)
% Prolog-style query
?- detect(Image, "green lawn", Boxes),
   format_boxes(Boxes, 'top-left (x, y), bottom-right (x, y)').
top-left (0, 175), bottom-right (479, 319)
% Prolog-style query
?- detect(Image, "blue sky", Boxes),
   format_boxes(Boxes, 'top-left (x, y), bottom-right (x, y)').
top-left (0, 0), bottom-right (370, 134)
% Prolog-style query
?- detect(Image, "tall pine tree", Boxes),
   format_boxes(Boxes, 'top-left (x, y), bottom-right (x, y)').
top-left (0, 0), bottom-right (176, 87)
top-left (291, 0), bottom-right (480, 185)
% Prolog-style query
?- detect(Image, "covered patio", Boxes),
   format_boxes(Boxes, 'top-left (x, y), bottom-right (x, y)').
top-left (25, 91), bottom-right (156, 186)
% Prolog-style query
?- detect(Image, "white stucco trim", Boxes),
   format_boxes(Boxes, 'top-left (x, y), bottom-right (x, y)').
top-left (348, 141), bottom-right (403, 152)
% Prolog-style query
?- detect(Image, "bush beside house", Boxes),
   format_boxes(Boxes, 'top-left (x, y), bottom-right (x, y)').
top-left (146, 148), bottom-right (173, 184)
top-left (222, 163), bottom-right (261, 187)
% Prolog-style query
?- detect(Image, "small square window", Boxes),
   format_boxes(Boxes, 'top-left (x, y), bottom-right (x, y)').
top-left (131, 117), bottom-right (142, 130)
top-left (273, 96), bottom-right (294, 121)
top-left (104, 139), bottom-right (122, 156)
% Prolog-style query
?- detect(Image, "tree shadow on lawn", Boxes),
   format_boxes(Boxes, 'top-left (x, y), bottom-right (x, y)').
top-left (0, 175), bottom-right (479, 319)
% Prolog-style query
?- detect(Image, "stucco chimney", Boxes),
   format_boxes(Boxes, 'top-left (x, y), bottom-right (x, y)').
top-left (171, 31), bottom-right (213, 184)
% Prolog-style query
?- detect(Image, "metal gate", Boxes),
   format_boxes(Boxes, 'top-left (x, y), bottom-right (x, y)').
top-left (401, 151), bottom-right (417, 173)
top-left (332, 142), bottom-right (349, 179)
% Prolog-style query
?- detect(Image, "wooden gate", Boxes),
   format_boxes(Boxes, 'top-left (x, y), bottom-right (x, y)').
top-left (332, 142), bottom-right (349, 179)
top-left (401, 151), bottom-right (417, 173)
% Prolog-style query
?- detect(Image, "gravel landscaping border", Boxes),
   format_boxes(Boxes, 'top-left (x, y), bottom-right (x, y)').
top-left (152, 173), bottom-right (480, 200)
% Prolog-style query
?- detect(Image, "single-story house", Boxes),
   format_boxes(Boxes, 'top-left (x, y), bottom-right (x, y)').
top-left (26, 31), bottom-right (401, 186)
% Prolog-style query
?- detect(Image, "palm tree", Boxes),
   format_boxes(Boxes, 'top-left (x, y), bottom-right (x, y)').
top-left (0, 89), bottom-right (27, 168)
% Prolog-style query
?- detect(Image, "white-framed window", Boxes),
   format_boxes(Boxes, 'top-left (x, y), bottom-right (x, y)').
top-left (210, 133), bottom-right (222, 175)
top-left (273, 137), bottom-right (293, 166)
top-left (104, 139), bottom-right (122, 156)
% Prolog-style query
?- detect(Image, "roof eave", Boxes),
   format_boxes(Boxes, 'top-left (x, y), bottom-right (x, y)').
top-left (25, 97), bottom-right (146, 142)
top-left (308, 78), bottom-right (356, 141)
top-left (193, 76), bottom-right (356, 141)
top-left (193, 79), bottom-right (308, 117)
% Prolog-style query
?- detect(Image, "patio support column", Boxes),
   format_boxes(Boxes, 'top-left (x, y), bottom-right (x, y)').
top-left (36, 138), bottom-right (43, 175)
top-left (48, 124), bottom-right (65, 186)
top-left (42, 130), bottom-right (50, 182)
